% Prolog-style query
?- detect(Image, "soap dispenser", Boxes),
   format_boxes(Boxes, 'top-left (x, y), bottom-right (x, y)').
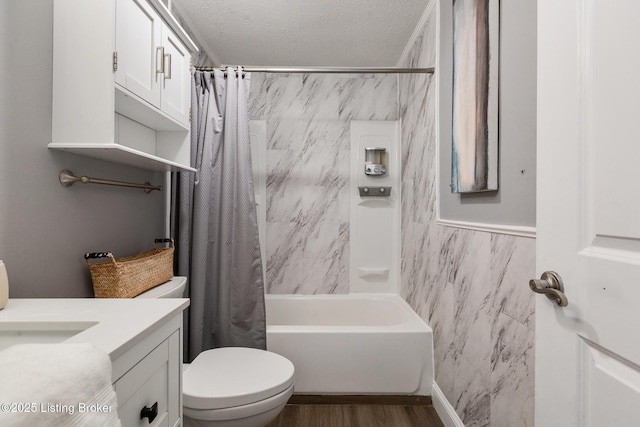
top-left (364, 147), bottom-right (387, 176)
top-left (0, 261), bottom-right (8, 309)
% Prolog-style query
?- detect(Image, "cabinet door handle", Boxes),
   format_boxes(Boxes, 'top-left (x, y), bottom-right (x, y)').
top-left (164, 53), bottom-right (172, 80)
top-left (156, 47), bottom-right (165, 77)
top-left (140, 401), bottom-right (158, 423)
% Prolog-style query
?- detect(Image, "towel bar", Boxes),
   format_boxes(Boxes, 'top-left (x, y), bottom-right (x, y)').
top-left (59, 169), bottom-right (162, 193)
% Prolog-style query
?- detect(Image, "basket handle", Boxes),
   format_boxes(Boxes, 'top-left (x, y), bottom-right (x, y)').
top-left (154, 238), bottom-right (174, 248)
top-left (84, 252), bottom-right (116, 266)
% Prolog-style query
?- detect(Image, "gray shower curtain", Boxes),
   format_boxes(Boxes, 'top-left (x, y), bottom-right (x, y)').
top-left (174, 67), bottom-right (266, 361)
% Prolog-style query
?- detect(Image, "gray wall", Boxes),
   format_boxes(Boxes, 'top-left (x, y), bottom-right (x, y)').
top-left (0, 0), bottom-right (166, 298)
top-left (438, 0), bottom-right (537, 227)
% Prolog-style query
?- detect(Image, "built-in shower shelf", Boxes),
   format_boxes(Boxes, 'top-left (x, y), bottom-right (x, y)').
top-left (357, 267), bottom-right (390, 280)
top-left (358, 186), bottom-right (392, 197)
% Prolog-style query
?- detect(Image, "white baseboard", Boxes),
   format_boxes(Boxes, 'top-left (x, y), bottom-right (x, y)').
top-left (432, 383), bottom-right (465, 427)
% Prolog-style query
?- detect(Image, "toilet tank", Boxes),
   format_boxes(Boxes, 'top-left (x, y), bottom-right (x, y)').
top-left (135, 276), bottom-right (187, 298)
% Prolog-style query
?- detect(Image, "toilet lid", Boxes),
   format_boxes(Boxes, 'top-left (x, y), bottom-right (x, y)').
top-left (183, 347), bottom-right (295, 410)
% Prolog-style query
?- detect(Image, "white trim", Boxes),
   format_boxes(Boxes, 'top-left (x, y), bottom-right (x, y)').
top-left (151, 0), bottom-right (198, 52)
top-left (434, 0), bottom-right (442, 231)
top-left (436, 218), bottom-right (536, 238)
top-left (432, 383), bottom-right (465, 427)
top-left (396, 0), bottom-right (437, 67)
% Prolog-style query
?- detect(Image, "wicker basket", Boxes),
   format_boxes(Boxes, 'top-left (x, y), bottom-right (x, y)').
top-left (85, 239), bottom-right (174, 298)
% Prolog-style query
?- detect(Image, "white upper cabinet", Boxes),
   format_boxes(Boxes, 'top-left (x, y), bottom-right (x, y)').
top-left (114, 0), bottom-right (190, 127)
top-left (114, 0), bottom-right (163, 110)
top-left (160, 24), bottom-right (191, 126)
top-left (50, 0), bottom-right (198, 172)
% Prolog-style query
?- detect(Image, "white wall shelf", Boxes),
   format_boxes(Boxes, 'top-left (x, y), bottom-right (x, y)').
top-left (48, 143), bottom-right (196, 173)
top-left (114, 85), bottom-right (188, 132)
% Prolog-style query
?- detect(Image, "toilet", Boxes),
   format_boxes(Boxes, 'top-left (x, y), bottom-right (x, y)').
top-left (136, 277), bottom-right (294, 427)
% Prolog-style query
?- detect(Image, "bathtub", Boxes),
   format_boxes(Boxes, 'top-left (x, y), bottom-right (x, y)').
top-left (265, 294), bottom-right (434, 396)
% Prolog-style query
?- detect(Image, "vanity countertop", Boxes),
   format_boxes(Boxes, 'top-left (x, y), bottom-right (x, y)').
top-left (0, 298), bottom-right (189, 361)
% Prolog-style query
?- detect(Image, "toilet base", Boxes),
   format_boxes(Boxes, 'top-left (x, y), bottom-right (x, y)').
top-left (183, 404), bottom-right (284, 427)
top-left (183, 383), bottom-right (293, 427)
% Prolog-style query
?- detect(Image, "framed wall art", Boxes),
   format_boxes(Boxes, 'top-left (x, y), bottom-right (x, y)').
top-left (451, 0), bottom-right (499, 193)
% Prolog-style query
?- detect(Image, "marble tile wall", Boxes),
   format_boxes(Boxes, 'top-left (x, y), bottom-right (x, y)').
top-left (249, 73), bottom-right (398, 294)
top-left (398, 9), bottom-right (536, 427)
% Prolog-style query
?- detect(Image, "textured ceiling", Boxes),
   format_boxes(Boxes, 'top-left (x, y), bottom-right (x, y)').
top-left (172, 0), bottom-right (429, 67)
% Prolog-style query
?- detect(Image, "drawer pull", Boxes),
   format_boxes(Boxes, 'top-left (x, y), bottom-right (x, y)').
top-left (140, 402), bottom-right (158, 423)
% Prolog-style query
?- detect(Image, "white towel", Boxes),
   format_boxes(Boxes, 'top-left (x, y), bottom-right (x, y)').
top-left (0, 343), bottom-right (121, 427)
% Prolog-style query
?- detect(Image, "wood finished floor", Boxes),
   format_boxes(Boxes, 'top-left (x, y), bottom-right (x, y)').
top-left (267, 398), bottom-right (445, 427)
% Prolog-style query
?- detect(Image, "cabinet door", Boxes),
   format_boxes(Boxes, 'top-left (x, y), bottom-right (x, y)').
top-left (115, 330), bottom-right (181, 427)
top-left (160, 23), bottom-right (191, 127)
top-left (115, 0), bottom-right (162, 109)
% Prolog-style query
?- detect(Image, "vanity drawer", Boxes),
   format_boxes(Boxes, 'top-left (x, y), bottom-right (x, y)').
top-left (115, 330), bottom-right (180, 427)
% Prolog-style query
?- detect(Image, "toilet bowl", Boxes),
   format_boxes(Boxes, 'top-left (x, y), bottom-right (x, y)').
top-left (183, 347), bottom-right (294, 427)
top-left (136, 277), bottom-right (294, 427)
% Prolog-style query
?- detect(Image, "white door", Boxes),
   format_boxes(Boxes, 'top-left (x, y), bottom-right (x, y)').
top-left (160, 23), bottom-right (191, 126)
top-left (537, 1), bottom-right (640, 426)
top-left (115, 0), bottom-right (162, 108)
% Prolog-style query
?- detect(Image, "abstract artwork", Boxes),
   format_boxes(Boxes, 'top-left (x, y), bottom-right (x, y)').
top-left (451, 0), bottom-right (499, 193)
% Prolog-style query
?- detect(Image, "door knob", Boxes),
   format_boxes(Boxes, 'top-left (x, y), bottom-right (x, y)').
top-left (529, 271), bottom-right (568, 307)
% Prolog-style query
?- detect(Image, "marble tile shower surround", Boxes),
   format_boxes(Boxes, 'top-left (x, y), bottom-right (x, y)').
top-left (398, 10), bottom-right (535, 427)
top-left (244, 9), bottom-right (534, 426)
top-left (249, 73), bottom-right (398, 294)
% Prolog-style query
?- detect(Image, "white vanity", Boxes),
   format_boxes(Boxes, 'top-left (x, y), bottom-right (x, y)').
top-left (0, 298), bottom-right (189, 427)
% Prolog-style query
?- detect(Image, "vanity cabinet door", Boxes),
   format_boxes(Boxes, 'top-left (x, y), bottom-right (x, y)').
top-left (115, 330), bottom-right (181, 427)
top-left (115, 0), bottom-right (163, 109)
top-left (160, 23), bottom-right (191, 127)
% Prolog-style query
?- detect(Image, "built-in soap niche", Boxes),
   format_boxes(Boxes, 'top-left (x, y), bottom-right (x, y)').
top-left (350, 121), bottom-right (400, 294)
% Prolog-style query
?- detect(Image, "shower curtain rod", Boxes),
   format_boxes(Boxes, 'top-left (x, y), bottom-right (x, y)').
top-left (193, 66), bottom-right (435, 74)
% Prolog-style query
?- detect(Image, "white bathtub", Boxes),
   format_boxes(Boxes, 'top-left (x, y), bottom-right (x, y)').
top-left (265, 294), bottom-right (434, 395)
